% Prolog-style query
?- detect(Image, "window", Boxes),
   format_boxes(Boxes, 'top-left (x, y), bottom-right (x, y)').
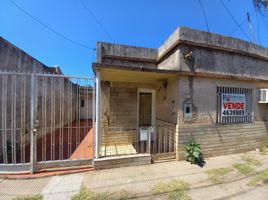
top-left (81, 99), bottom-right (85, 108)
top-left (217, 86), bottom-right (252, 124)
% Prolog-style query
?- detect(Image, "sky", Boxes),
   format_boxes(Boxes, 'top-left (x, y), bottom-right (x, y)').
top-left (1, 0), bottom-right (268, 76)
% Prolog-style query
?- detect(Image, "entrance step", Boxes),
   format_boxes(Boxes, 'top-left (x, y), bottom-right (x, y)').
top-left (93, 154), bottom-right (151, 170)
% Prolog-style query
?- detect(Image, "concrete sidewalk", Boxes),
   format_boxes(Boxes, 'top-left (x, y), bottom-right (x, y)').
top-left (1, 151), bottom-right (268, 200)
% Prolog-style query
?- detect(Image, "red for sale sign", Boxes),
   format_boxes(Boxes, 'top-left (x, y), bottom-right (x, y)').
top-left (221, 93), bottom-right (246, 116)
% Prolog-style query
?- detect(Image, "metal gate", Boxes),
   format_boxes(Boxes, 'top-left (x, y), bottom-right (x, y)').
top-left (135, 126), bottom-right (175, 159)
top-left (0, 71), bottom-right (95, 173)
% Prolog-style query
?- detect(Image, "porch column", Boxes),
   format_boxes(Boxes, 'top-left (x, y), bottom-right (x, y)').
top-left (175, 124), bottom-right (179, 160)
top-left (95, 70), bottom-right (101, 159)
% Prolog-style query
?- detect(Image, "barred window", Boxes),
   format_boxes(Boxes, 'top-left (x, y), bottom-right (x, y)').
top-left (217, 86), bottom-right (252, 124)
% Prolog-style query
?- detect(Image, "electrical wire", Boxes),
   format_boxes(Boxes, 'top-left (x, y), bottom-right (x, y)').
top-left (228, 10), bottom-right (256, 36)
top-left (218, 0), bottom-right (251, 41)
top-left (79, 0), bottom-right (113, 41)
top-left (198, 0), bottom-right (210, 33)
top-left (8, 0), bottom-right (95, 50)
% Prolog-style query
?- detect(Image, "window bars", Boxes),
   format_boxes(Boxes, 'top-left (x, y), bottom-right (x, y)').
top-left (217, 86), bottom-right (252, 124)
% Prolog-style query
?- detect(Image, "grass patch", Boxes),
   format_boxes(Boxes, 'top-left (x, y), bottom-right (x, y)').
top-left (242, 154), bottom-right (262, 166)
top-left (249, 169), bottom-right (268, 186)
top-left (71, 186), bottom-right (109, 200)
top-left (205, 168), bottom-right (232, 184)
top-left (12, 195), bottom-right (43, 200)
top-left (151, 179), bottom-right (191, 200)
top-left (233, 163), bottom-right (255, 175)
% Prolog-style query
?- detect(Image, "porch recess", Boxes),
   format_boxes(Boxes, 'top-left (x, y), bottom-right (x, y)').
top-left (93, 64), bottom-right (178, 161)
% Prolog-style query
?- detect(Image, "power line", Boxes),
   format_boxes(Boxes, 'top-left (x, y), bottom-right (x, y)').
top-left (79, 0), bottom-right (113, 41)
top-left (218, 0), bottom-right (251, 41)
top-left (198, 0), bottom-right (210, 33)
top-left (8, 0), bottom-right (95, 50)
top-left (228, 10), bottom-right (256, 36)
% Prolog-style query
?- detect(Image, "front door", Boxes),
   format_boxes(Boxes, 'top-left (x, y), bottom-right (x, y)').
top-left (139, 92), bottom-right (152, 127)
top-left (137, 89), bottom-right (155, 153)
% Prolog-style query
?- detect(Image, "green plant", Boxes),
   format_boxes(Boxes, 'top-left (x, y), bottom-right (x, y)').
top-left (185, 139), bottom-right (202, 165)
top-left (71, 186), bottom-right (109, 200)
top-left (249, 169), bottom-right (268, 186)
top-left (205, 168), bottom-right (233, 184)
top-left (12, 195), bottom-right (43, 200)
top-left (233, 163), bottom-right (255, 175)
top-left (151, 180), bottom-right (191, 200)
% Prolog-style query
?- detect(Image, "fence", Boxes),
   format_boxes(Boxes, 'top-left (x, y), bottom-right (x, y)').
top-left (100, 125), bottom-right (175, 159)
top-left (0, 71), bottom-right (95, 173)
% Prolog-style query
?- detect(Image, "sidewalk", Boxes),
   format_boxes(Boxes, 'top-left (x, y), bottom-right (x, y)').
top-left (1, 151), bottom-right (268, 200)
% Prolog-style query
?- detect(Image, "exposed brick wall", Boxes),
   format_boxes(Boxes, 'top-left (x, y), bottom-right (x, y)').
top-left (110, 87), bottom-right (137, 127)
top-left (101, 87), bottom-right (138, 146)
top-left (177, 122), bottom-right (268, 160)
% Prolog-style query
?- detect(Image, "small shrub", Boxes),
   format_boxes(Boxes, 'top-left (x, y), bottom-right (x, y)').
top-left (12, 195), bottom-right (43, 200)
top-left (152, 180), bottom-right (191, 200)
top-left (233, 163), bottom-right (255, 175)
top-left (249, 169), bottom-right (268, 186)
top-left (205, 168), bottom-right (233, 184)
top-left (185, 139), bottom-right (204, 166)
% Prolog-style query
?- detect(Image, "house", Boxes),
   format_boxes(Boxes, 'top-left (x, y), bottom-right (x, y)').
top-left (92, 27), bottom-right (268, 168)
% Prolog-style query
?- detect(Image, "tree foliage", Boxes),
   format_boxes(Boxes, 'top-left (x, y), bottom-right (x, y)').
top-left (254, 0), bottom-right (268, 13)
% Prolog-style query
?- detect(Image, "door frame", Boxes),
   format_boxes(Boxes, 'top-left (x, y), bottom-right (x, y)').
top-left (137, 88), bottom-right (156, 128)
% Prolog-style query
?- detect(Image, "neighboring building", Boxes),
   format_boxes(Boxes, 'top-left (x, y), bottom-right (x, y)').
top-left (93, 27), bottom-right (268, 162)
top-left (0, 36), bottom-right (62, 73)
top-left (0, 37), bottom-right (93, 165)
top-left (80, 86), bottom-right (94, 120)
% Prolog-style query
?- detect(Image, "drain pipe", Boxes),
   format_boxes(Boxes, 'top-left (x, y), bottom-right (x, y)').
top-left (95, 70), bottom-right (101, 159)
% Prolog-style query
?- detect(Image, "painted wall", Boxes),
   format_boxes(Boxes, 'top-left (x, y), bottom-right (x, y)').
top-left (177, 76), bottom-right (268, 160)
top-left (178, 76), bottom-right (268, 125)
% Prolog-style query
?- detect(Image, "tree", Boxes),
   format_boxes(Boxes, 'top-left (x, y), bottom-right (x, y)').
top-left (254, 0), bottom-right (268, 13)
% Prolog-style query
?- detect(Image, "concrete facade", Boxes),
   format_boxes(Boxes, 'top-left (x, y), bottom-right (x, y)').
top-left (0, 37), bottom-right (62, 73)
top-left (93, 27), bottom-right (268, 161)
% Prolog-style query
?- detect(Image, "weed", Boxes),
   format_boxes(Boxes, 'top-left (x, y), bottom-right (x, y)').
top-left (185, 139), bottom-right (205, 167)
top-left (241, 154), bottom-right (262, 166)
top-left (233, 163), bottom-right (255, 175)
top-left (71, 186), bottom-right (109, 200)
top-left (152, 179), bottom-right (191, 200)
top-left (260, 140), bottom-right (268, 155)
top-left (205, 168), bottom-right (232, 184)
top-left (12, 195), bottom-right (43, 200)
top-left (249, 169), bottom-right (268, 186)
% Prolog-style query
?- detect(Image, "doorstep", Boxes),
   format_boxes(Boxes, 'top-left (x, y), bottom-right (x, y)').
top-left (93, 154), bottom-right (151, 170)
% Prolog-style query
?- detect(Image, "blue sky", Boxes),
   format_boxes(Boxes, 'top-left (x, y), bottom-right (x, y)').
top-left (1, 0), bottom-right (268, 76)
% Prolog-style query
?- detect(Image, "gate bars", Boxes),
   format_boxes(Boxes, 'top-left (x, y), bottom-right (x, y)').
top-left (0, 71), bottom-right (95, 173)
